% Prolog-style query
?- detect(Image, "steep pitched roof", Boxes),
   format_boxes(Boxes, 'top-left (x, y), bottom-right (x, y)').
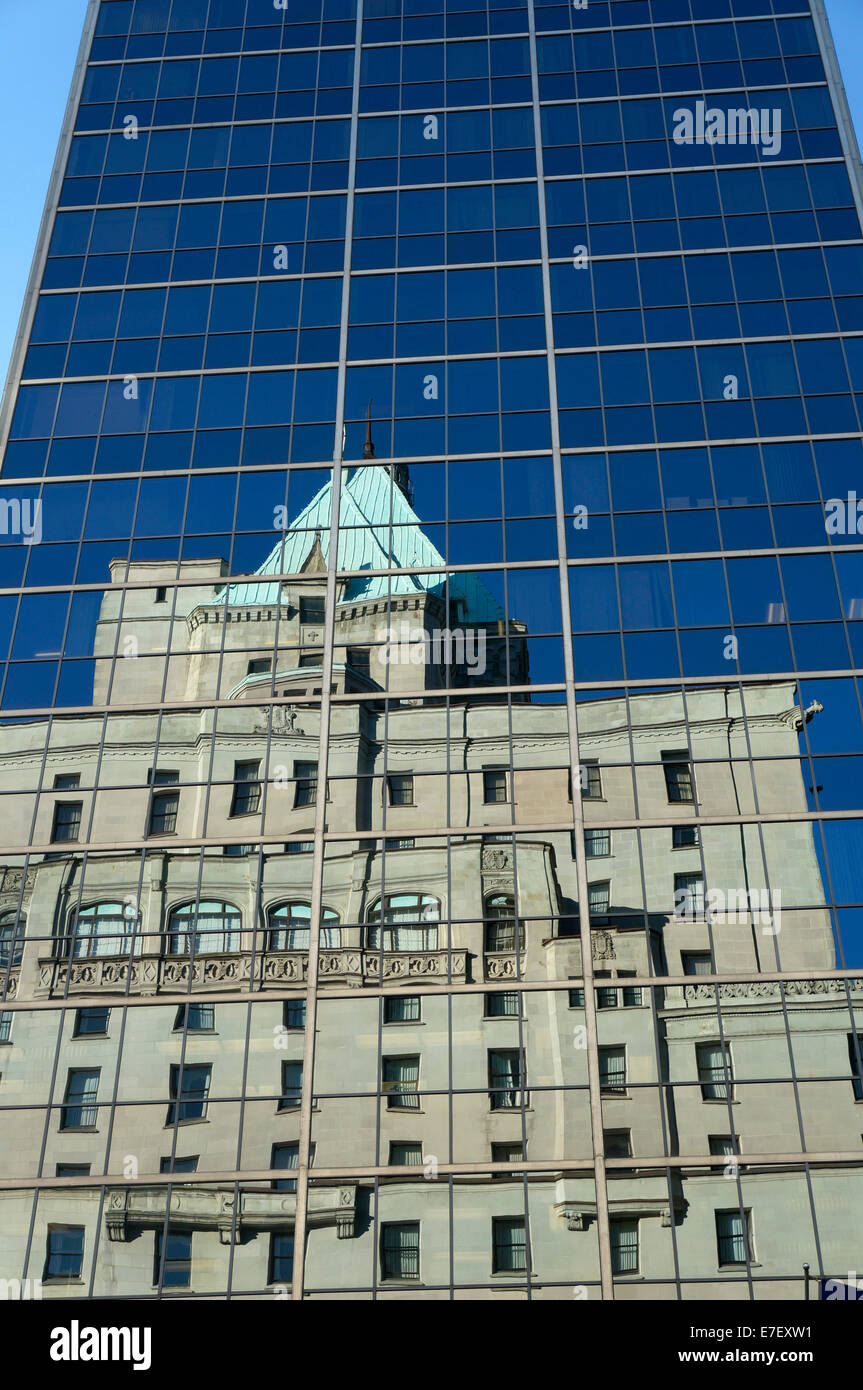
top-left (210, 466), bottom-right (504, 621)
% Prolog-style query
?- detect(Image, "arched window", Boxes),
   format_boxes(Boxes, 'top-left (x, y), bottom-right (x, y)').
top-left (483, 895), bottom-right (524, 952)
top-left (267, 903), bottom-right (340, 951)
top-left (168, 901), bottom-right (241, 955)
top-left (0, 910), bottom-right (24, 967)
top-left (367, 894), bottom-right (439, 951)
top-left (70, 902), bottom-right (139, 959)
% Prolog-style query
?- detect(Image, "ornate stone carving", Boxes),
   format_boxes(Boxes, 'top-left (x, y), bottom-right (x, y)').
top-left (556, 1201), bottom-right (595, 1231)
top-left (37, 948), bottom-right (469, 996)
top-left (481, 849), bottom-right (513, 873)
top-left (684, 979), bottom-right (862, 1003)
top-left (592, 931), bottom-right (616, 961)
top-left (105, 1190), bottom-right (128, 1243)
top-left (362, 949), bottom-right (468, 983)
top-left (336, 1187), bottom-right (355, 1239)
top-left (0, 866), bottom-right (35, 897)
top-left (255, 704), bottom-right (306, 735)
top-left (217, 1193), bottom-right (237, 1246)
top-left (263, 953), bottom-right (308, 984)
top-left (484, 952), bottom-right (525, 980)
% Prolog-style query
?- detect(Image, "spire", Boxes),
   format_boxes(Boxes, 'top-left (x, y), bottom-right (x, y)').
top-left (362, 400), bottom-right (375, 459)
top-left (362, 399), bottom-right (414, 507)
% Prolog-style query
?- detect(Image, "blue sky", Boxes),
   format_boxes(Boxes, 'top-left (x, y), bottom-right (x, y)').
top-left (0, 0), bottom-right (861, 390)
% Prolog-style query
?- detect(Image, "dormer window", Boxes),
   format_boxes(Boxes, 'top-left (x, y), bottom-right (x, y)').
top-left (348, 648), bottom-right (371, 679)
top-left (300, 595), bottom-right (325, 626)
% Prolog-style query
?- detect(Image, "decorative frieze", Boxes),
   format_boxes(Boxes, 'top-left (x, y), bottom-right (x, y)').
top-left (684, 979), bottom-right (862, 1003)
top-left (36, 948), bottom-right (468, 996)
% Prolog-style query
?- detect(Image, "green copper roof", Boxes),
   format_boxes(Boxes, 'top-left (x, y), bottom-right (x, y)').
top-left (210, 465), bottom-right (504, 622)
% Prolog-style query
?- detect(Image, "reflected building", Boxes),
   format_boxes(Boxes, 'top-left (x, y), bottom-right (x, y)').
top-left (1, 0), bottom-right (863, 1300)
top-left (0, 454), bottom-right (861, 1298)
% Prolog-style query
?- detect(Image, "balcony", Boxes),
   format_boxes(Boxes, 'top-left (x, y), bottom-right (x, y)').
top-left (483, 951), bottom-right (526, 981)
top-left (265, 947), bottom-right (468, 986)
top-left (0, 968), bottom-right (19, 1000)
top-left (36, 947), bottom-right (468, 996)
top-left (105, 1182), bottom-right (358, 1243)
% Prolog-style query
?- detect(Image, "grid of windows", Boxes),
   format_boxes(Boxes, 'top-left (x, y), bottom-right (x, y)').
top-left (0, 0), bottom-right (862, 1305)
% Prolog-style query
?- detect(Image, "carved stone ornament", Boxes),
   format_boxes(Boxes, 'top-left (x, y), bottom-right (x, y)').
top-left (592, 930), bottom-right (616, 962)
top-left (272, 704), bottom-right (304, 734)
top-left (556, 1202), bottom-right (594, 1231)
top-left (684, 979), bottom-right (862, 1002)
top-left (255, 704), bottom-right (305, 736)
top-left (481, 849), bottom-right (512, 873)
top-left (37, 948), bottom-right (469, 997)
top-left (0, 866), bottom-right (35, 896)
top-left (484, 952), bottom-right (525, 980)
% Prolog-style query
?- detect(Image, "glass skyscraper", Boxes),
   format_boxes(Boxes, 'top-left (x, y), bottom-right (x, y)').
top-left (1, 0), bottom-right (863, 1301)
